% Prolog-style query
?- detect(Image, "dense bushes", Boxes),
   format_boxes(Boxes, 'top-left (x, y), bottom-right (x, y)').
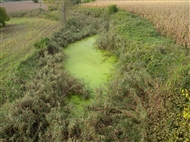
top-left (107, 4), bottom-right (118, 15)
top-left (0, 56), bottom-right (88, 141)
top-left (32, 0), bottom-right (38, 3)
top-left (0, 35), bottom-right (89, 141)
top-left (34, 38), bottom-right (50, 49)
top-left (51, 7), bottom-right (105, 47)
top-left (94, 10), bottom-right (190, 141)
top-left (81, 70), bottom-right (153, 141)
top-left (82, 0), bottom-right (95, 3)
top-left (0, 7), bottom-right (10, 27)
top-left (0, 6), bottom-right (189, 142)
top-left (0, 7), bottom-right (105, 141)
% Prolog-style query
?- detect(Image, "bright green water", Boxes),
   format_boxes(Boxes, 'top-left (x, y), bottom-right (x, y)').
top-left (64, 36), bottom-right (115, 89)
top-left (64, 36), bottom-right (115, 117)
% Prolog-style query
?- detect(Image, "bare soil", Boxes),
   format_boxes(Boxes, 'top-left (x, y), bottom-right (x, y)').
top-left (1, 1), bottom-right (47, 12)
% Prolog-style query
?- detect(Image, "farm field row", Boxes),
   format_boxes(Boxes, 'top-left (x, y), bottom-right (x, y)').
top-left (0, 18), bottom-right (60, 80)
top-left (82, 1), bottom-right (190, 48)
top-left (1, 1), bottom-right (47, 12)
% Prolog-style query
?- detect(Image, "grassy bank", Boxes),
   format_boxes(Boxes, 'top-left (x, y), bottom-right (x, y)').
top-left (0, 5), bottom-right (189, 142)
top-left (84, 6), bottom-right (190, 141)
top-left (0, 18), bottom-right (60, 80)
top-left (0, 6), bottom-right (106, 141)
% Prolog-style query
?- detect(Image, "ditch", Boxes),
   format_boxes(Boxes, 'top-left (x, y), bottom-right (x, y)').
top-left (64, 36), bottom-right (116, 117)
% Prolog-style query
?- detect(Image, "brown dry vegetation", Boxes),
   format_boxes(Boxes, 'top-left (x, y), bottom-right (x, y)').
top-left (82, 1), bottom-right (190, 48)
top-left (1, 1), bottom-right (47, 12)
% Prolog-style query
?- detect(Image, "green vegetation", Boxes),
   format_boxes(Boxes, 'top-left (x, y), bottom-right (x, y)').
top-left (93, 9), bottom-right (190, 141)
top-left (8, 8), bottom-right (60, 21)
top-left (107, 4), bottom-right (118, 15)
top-left (0, 18), bottom-right (59, 80)
top-left (32, 0), bottom-right (38, 3)
top-left (34, 38), bottom-right (50, 49)
top-left (0, 6), bottom-right (106, 141)
top-left (0, 4), bottom-right (189, 142)
top-left (0, 7), bottom-right (10, 27)
top-left (83, 0), bottom-right (95, 3)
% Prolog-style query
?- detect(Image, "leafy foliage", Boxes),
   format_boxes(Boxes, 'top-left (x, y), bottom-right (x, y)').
top-left (0, 36), bottom-right (89, 141)
top-left (107, 4), bottom-right (118, 15)
top-left (51, 7), bottom-right (105, 47)
top-left (82, 0), bottom-right (95, 3)
top-left (0, 5), bottom-right (189, 142)
top-left (32, 0), bottom-right (38, 3)
top-left (95, 10), bottom-right (190, 141)
top-left (0, 7), bottom-right (104, 141)
top-left (0, 7), bottom-right (10, 27)
top-left (34, 38), bottom-right (50, 49)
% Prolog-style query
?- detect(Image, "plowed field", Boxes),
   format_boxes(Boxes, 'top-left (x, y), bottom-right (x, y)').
top-left (1, 1), bottom-right (47, 12)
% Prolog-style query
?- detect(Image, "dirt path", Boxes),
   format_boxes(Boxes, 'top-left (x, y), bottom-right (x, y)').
top-left (0, 1), bottom-right (47, 12)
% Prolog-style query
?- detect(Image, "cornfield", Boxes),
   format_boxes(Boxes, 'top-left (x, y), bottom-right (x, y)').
top-left (82, 0), bottom-right (190, 48)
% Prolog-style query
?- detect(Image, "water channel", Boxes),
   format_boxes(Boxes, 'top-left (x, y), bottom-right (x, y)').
top-left (64, 36), bottom-right (116, 117)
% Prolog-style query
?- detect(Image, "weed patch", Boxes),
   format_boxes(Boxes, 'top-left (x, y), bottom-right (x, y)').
top-left (0, 5), bottom-right (189, 142)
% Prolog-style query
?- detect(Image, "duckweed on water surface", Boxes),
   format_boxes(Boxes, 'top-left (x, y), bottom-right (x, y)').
top-left (64, 36), bottom-right (116, 118)
top-left (64, 36), bottom-right (116, 89)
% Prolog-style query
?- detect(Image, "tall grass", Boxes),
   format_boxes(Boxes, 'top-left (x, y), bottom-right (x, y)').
top-left (0, 6), bottom-right (106, 141)
top-left (0, 5), bottom-right (189, 142)
top-left (0, 18), bottom-right (60, 79)
top-left (93, 9), bottom-right (190, 141)
top-left (82, 1), bottom-right (190, 49)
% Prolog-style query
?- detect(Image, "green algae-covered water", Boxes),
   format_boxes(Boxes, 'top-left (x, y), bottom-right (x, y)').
top-left (64, 36), bottom-right (115, 89)
top-left (64, 36), bottom-right (116, 117)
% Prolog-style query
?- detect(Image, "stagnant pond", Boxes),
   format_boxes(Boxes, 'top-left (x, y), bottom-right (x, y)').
top-left (64, 36), bottom-right (116, 117)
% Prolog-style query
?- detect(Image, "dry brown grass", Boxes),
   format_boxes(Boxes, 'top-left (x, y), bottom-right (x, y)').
top-left (82, 1), bottom-right (190, 48)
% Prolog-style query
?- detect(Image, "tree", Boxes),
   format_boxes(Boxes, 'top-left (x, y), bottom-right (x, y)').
top-left (32, 0), bottom-right (38, 3)
top-left (43, 0), bottom-right (80, 26)
top-left (0, 7), bottom-right (10, 27)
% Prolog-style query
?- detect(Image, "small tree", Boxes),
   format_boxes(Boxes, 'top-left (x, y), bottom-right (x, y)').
top-left (107, 4), bottom-right (118, 15)
top-left (0, 7), bottom-right (10, 27)
top-left (32, 0), bottom-right (38, 3)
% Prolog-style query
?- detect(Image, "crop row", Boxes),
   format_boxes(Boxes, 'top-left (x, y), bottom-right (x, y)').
top-left (82, 1), bottom-right (190, 48)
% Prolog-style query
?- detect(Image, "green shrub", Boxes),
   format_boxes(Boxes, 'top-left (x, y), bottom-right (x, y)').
top-left (34, 38), bottom-right (50, 49)
top-left (34, 38), bottom-right (61, 55)
top-left (107, 4), bottom-right (118, 15)
top-left (48, 5), bottom-right (58, 11)
top-left (82, 0), bottom-right (94, 3)
top-left (51, 8), bottom-right (105, 48)
top-left (32, 0), bottom-right (38, 3)
top-left (0, 7), bottom-right (10, 27)
top-left (0, 96), bottom-right (49, 141)
top-left (46, 41), bottom-right (60, 54)
top-left (75, 0), bottom-right (81, 4)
